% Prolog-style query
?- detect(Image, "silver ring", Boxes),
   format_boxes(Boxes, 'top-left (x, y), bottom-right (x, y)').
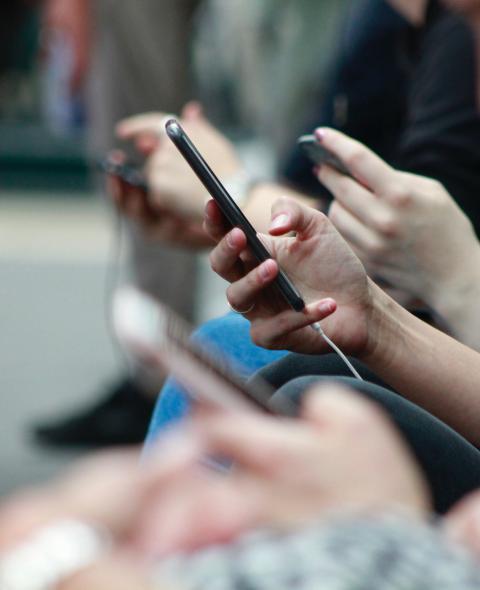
top-left (228, 301), bottom-right (255, 315)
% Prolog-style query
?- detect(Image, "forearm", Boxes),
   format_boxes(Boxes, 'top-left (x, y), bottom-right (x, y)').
top-left (243, 183), bottom-right (317, 233)
top-left (428, 259), bottom-right (480, 352)
top-left (362, 281), bottom-right (480, 445)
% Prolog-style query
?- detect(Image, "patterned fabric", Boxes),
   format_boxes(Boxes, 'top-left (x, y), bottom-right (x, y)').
top-left (153, 514), bottom-right (480, 589)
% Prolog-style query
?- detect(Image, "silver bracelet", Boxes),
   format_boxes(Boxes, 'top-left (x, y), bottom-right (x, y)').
top-left (0, 519), bottom-right (112, 590)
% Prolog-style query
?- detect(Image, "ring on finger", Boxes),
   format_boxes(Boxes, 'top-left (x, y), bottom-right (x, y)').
top-left (228, 301), bottom-right (256, 315)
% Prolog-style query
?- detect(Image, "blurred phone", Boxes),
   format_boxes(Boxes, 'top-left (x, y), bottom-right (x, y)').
top-left (100, 158), bottom-right (148, 192)
top-left (113, 287), bottom-right (296, 416)
top-left (298, 134), bottom-right (352, 177)
top-left (165, 118), bottom-right (305, 312)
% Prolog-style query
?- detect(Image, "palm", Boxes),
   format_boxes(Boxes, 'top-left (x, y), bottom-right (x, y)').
top-left (251, 217), bottom-right (371, 356)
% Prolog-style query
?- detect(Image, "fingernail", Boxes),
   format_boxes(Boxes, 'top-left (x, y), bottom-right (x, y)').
top-left (315, 128), bottom-right (326, 142)
top-left (313, 166), bottom-right (321, 176)
top-left (260, 260), bottom-right (273, 281)
top-left (270, 213), bottom-right (290, 231)
top-left (226, 230), bottom-right (235, 248)
top-left (318, 299), bottom-right (335, 314)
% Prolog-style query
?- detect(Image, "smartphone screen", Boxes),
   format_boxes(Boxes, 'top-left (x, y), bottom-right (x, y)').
top-left (298, 134), bottom-right (352, 177)
top-left (165, 119), bottom-right (305, 312)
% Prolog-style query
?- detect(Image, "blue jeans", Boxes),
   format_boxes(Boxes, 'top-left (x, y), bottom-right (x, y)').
top-left (145, 312), bottom-right (288, 445)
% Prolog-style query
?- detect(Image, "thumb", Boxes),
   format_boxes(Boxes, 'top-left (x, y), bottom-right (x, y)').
top-left (269, 196), bottom-right (327, 240)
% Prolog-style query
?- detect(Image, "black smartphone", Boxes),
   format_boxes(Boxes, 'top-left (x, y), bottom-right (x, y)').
top-left (165, 118), bottom-right (305, 312)
top-left (100, 158), bottom-right (148, 192)
top-left (298, 134), bottom-right (352, 177)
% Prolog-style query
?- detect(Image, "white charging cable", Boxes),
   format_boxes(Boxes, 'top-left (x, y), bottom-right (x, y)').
top-left (310, 322), bottom-right (363, 381)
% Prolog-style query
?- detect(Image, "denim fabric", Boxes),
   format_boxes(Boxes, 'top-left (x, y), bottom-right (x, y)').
top-left (145, 312), bottom-right (288, 446)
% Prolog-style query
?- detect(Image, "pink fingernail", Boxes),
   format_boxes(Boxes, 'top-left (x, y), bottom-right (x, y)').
top-left (226, 230), bottom-right (235, 248)
top-left (315, 129), bottom-right (326, 142)
top-left (260, 260), bottom-right (273, 281)
top-left (318, 300), bottom-right (335, 314)
top-left (270, 213), bottom-right (290, 231)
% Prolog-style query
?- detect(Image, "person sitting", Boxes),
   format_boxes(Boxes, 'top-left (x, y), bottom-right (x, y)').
top-left (112, 0), bottom-right (480, 437)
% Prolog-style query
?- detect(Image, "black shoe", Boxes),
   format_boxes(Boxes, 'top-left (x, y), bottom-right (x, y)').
top-left (32, 378), bottom-right (156, 448)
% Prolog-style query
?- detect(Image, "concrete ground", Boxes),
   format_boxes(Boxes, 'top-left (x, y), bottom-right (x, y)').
top-left (0, 194), bottom-right (125, 497)
top-left (0, 192), bottom-right (229, 499)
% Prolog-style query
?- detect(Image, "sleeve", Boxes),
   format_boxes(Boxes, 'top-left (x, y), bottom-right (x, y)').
top-left (395, 9), bottom-right (480, 235)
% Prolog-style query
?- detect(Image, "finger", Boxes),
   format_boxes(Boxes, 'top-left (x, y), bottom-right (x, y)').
top-left (315, 127), bottom-right (395, 193)
top-left (135, 133), bottom-right (159, 155)
top-left (193, 412), bottom-right (312, 475)
top-left (203, 199), bottom-right (231, 242)
top-left (328, 201), bottom-right (386, 258)
top-left (181, 101), bottom-right (203, 121)
top-left (226, 259), bottom-right (279, 313)
top-left (444, 491), bottom-right (480, 555)
top-left (301, 385), bottom-right (384, 430)
top-left (116, 112), bottom-right (173, 140)
top-left (269, 196), bottom-right (327, 239)
top-left (250, 299), bottom-right (337, 350)
top-left (209, 227), bottom-right (248, 283)
top-left (319, 166), bottom-right (397, 237)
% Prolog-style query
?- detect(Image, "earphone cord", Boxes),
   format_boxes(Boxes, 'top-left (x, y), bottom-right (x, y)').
top-left (310, 322), bottom-right (364, 381)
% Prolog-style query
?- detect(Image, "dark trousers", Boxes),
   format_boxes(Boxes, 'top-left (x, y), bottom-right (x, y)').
top-left (250, 354), bottom-right (480, 514)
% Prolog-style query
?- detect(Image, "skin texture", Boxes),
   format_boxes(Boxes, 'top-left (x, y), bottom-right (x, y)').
top-left (0, 388), bottom-right (429, 589)
top-left (204, 182), bottom-right (480, 446)
top-left (110, 105), bottom-right (313, 248)
top-left (317, 128), bottom-right (480, 350)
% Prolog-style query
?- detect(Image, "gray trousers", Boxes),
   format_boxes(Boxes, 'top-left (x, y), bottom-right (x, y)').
top-left (87, 0), bottom-right (202, 391)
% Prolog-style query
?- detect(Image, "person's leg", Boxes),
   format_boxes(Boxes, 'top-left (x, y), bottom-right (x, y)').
top-left (272, 375), bottom-right (480, 513)
top-left (250, 352), bottom-right (390, 390)
top-left (34, 0), bottom-right (202, 448)
top-left (145, 312), bottom-right (288, 445)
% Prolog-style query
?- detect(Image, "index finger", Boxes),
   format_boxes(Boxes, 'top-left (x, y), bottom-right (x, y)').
top-left (116, 112), bottom-right (174, 140)
top-left (316, 128), bottom-right (395, 194)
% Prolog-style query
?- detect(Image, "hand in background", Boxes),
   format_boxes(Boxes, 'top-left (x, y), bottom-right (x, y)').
top-left (106, 150), bottom-right (213, 249)
top-left (318, 128), bottom-right (480, 342)
top-left (116, 103), bottom-right (243, 221)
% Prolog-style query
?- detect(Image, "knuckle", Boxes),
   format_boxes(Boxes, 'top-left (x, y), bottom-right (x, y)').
top-left (344, 146), bottom-right (367, 171)
top-left (226, 287), bottom-right (241, 310)
top-left (209, 251), bottom-right (221, 274)
top-left (368, 238), bottom-right (387, 259)
top-left (388, 181), bottom-right (412, 208)
top-left (374, 214), bottom-right (399, 238)
top-left (250, 325), bottom-right (268, 348)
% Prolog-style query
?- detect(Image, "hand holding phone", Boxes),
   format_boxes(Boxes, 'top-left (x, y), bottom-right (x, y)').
top-left (165, 119), bottom-right (305, 312)
top-left (298, 134), bottom-right (352, 177)
top-left (100, 157), bottom-right (148, 192)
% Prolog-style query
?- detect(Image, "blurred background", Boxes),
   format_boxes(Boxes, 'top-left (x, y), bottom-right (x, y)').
top-left (0, 0), bottom-right (348, 497)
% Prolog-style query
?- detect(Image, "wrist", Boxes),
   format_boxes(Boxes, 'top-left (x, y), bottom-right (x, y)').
top-left (359, 280), bottom-right (410, 370)
top-left (428, 249), bottom-right (480, 333)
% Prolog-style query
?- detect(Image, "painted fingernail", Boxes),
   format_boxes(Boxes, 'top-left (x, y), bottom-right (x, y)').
top-left (270, 213), bottom-right (290, 231)
top-left (318, 299), bottom-right (335, 314)
top-left (315, 128), bottom-right (326, 142)
top-left (260, 260), bottom-right (274, 281)
top-left (226, 230), bottom-right (236, 248)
